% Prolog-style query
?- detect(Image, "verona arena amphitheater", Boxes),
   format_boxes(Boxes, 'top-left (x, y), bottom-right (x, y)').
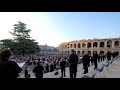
top-left (59, 38), bottom-right (120, 56)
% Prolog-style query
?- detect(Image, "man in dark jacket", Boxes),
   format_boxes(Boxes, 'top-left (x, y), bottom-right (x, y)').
top-left (24, 66), bottom-right (30, 78)
top-left (46, 63), bottom-right (49, 72)
top-left (33, 60), bottom-right (36, 66)
top-left (107, 51), bottom-right (111, 62)
top-left (82, 52), bottom-right (90, 74)
top-left (60, 58), bottom-right (66, 77)
top-left (100, 55), bottom-right (103, 62)
top-left (93, 52), bottom-right (98, 69)
top-left (33, 62), bottom-right (44, 78)
top-left (90, 56), bottom-right (93, 66)
top-left (98, 55), bottom-right (100, 63)
top-left (88, 55), bottom-right (90, 67)
top-left (68, 50), bottom-right (78, 78)
top-left (0, 49), bottom-right (22, 78)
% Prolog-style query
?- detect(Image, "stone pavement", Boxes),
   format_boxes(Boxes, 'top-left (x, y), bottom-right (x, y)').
top-left (18, 59), bottom-right (108, 78)
top-left (94, 56), bottom-right (120, 78)
top-left (43, 60), bottom-right (107, 78)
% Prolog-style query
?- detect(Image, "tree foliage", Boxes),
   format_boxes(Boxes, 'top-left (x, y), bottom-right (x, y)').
top-left (1, 21), bottom-right (40, 55)
top-left (9, 21), bottom-right (31, 39)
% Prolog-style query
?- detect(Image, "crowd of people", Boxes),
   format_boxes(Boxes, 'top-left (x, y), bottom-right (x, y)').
top-left (24, 53), bottom-right (70, 78)
top-left (0, 48), bottom-right (119, 78)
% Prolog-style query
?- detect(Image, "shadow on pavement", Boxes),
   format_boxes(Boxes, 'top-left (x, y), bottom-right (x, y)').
top-left (81, 75), bottom-right (92, 78)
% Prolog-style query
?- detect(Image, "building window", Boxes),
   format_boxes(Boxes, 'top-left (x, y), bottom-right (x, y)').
top-left (107, 40), bottom-right (112, 48)
top-left (88, 51), bottom-right (91, 56)
top-left (82, 51), bottom-right (85, 55)
top-left (100, 42), bottom-right (104, 47)
top-left (93, 51), bottom-right (97, 55)
top-left (68, 51), bottom-right (69, 54)
top-left (74, 51), bottom-right (76, 54)
top-left (74, 44), bottom-right (76, 48)
top-left (114, 51), bottom-right (119, 56)
top-left (70, 44), bottom-right (72, 48)
top-left (82, 43), bottom-right (86, 48)
top-left (65, 45), bottom-right (67, 48)
top-left (78, 43), bottom-right (81, 48)
top-left (77, 51), bottom-right (80, 54)
top-left (62, 45), bottom-right (64, 49)
top-left (115, 41), bottom-right (119, 46)
top-left (99, 51), bottom-right (104, 55)
top-left (87, 43), bottom-right (91, 48)
top-left (93, 42), bottom-right (98, 47)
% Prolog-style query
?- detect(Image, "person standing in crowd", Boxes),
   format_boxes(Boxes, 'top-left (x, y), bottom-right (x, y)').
top-left (87, 55), bottom-right (90, 67)
top-left (0, 49), bottom-right (22, 78)
top-left (24, 66), bottom-right (30, 78)
top-left (82, 52), bottom-right (90, 74)
top-left (107, 51), bottom-right (111, 62)
top-left (46, 62), bottom-right (49, 72)
top-left (98, 55), bottom-right (100, 63)
top-left (112, 52), bottom-right (114, 59)
top-left (93, 52), bottom-right (98, 69)
top-left (103, 54), bottom-right (105, 61)
top-left (90, 56), bottom-right (93, 66)
top-left (101, 55), bottom-right (104, 61)
top-left (100, 55), bottom-right (103, 62)
top-left (50, 60), bottom-right (54, 72)
top-left (43, 61), bottom-right (47, 73)
top-left (68, 50), bottom-right (78, 78)
top-left (33, 62), bottom-right (44, 78)
top-left (66, 59), bottom-right (69, 67)
top-left (53, 59), bottom-right (56, 70)
top-left (33, 60), bottom-right (36, 66)
top-left (104, 54), bottom-right (107, 60)
top-left (60, 57), bottom-right (66, 78)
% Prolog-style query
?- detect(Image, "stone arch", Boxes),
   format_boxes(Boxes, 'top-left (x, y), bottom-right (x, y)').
top-left (87, 43), bottom-right (91, 48)
top-left (77, 43), bottom-right (81, 48)
top-left (107, 40), bottom-right (112, 48)
top-left (62, 45), bottom-right (64, 49)
top-left (74, 44), bottom-right (76, 48)
top-left (82, 51), bottom-right (85, 55)
top-left (100, 42), bottom-right (104, 47)
top-left (74, 51), bottom-right (76, 54)
top-left (88, 51), bottom-right (91, 56)
top-left (67, 44), bottom-right (69, 48)
top-left (65, 45), bottom-right (67, 48)
top-left (114, 41), bottom-right (119, 46)
top-left (82, 43), bottom-right (86, 48)
top-left (93, 42), bottom-right (98, 47)
top-left (93, 51), bottom-right (97, 55)
top-left (77, 51), bottom-right (80, 55)
top-left (70, 44), bottom-right (72, 48)
top-left (114, 51), bottom-right (119, 57)
top-left (99, 51), bottom-right (104, 55)
top-left (68, 51), bottom-right (69, 54)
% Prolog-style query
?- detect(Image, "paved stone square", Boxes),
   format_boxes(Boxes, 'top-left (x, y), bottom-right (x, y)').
top-left (18, 59), bottom-right (108, 78)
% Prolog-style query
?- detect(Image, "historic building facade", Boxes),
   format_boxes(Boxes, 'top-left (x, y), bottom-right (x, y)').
top-left (59, 38), bottom-right (120, 56)
top-left (39, 44), bottom-right (58, 53)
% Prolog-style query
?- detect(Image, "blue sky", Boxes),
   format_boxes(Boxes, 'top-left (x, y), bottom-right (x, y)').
top-left (0, 12), bottom-right (120, 47)
top-left (42, 12), bottom-right (120, 40)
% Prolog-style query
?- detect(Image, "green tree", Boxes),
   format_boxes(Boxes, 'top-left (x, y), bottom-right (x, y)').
top-left (1, 21), bottom-right (40, 56)
top-left (9, 21), bottom-right (31, 40)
